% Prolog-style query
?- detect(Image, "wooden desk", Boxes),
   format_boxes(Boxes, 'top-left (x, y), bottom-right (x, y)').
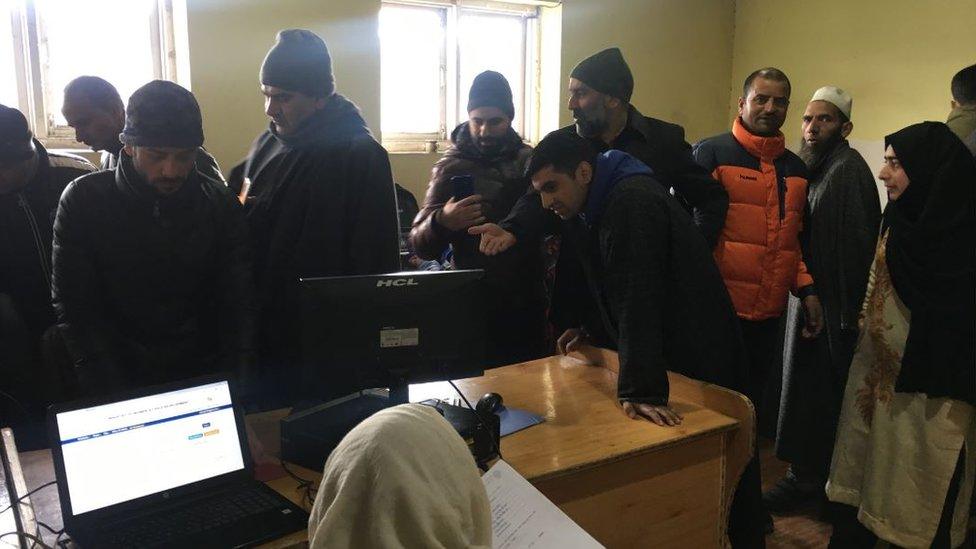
top-left (6, 347), bottom-right (753, 549)
top-left (427, 348), bottom-right (754, 549)
top-left (245, 348), bottom-right (755, 549)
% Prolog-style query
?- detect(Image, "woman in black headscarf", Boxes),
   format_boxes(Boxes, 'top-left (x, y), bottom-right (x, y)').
top-left (826, 122), bottom-right (976, 549)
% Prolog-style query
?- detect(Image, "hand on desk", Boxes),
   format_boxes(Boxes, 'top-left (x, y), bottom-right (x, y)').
top-left (622, 402), bottom-right (683, 427)
top-left (556, 328), bottom-right (588, 355)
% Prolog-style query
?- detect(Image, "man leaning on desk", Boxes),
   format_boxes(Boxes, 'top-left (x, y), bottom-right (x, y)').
top-left (511, 132), bottom-right (768, 548)
top-left (515, 131), bottom-right (747, 425)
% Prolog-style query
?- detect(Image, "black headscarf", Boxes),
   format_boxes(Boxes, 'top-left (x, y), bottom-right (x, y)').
top-left (884, 122), bottom-right (976, 404)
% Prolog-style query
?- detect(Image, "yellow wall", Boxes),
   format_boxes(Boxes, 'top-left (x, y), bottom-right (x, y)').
top-left (561, 0), bottom-right (735, 141)
top-left (729, 0), bottom-right (976, 144)
top-left (185, 0), bottom-right (736, 202)
top-left (187, 0), bottom-right (381, 172)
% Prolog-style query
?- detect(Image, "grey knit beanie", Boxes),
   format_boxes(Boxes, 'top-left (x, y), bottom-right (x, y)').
top-left (570, 47), bottom-right (634, 103)
top-left (119, 80), bottom-right (204, 149)
top-left (260, 29), bottom-right (335, 98)
top-left (467, 71), bottom-right (514, 119)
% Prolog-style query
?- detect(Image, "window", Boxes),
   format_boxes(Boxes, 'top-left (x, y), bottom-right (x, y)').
top-left (1, 0), bottom-right (187, 147)
top-left (379, 0), bottom-right (540, 152)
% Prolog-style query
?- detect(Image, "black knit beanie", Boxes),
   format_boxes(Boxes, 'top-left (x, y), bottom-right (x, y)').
top-left (570, 47), bottom-right (634, 103)
top-left (0, 104), bottom-right (35, 162)
top-left (467, 70), bottom-right (514, 119)
top-left (119, 80), bottom-right (204, 149)
top-left (260, 29), bottom-right (335, 98)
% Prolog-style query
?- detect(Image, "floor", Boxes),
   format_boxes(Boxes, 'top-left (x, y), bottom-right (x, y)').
top-left (759, 438), bottom-right (833, 548)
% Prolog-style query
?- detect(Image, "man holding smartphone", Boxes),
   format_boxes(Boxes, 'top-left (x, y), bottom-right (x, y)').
top-left (410, 71), bottom-right (547, 366)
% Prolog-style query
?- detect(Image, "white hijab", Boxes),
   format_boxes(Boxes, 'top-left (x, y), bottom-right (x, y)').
top-left (308, 403), bottom-right (492, 549)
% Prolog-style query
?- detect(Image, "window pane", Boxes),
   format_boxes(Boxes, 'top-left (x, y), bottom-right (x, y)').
top-left (36, 0), bottom-right (157, 127)
top-left (0, 8), bottom-right (18, 109)
top-left (458, 12), bottom-right (525, 134)
top-left (380, 5), bottom-right (444, 134)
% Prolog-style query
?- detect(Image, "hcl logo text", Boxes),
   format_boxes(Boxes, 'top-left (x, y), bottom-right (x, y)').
top-left (376, 278), bottom-right (419, 287)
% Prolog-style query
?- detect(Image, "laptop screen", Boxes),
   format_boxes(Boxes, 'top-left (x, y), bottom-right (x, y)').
top-left (54, 380), bottom-right (246, 516)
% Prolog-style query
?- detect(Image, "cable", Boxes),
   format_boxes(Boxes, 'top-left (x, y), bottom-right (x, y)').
top-left (0, 531), bottom-right (52, 549)
top-left (279, 460), bottom-right (316, 508)
top-left (0, 480), bottom-right (58, 516)
top-left (29, 521), bottom-right (65, 549)
top-left (35, 521), bottom-right (61, 537)
top-left (447, 380), bottom-right (503, 462)
top-left (54, 529), bottom-right (70, 548)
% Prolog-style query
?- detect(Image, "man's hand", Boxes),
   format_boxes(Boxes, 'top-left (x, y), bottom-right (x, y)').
top-left (437, 194), bottom-right (485, 232)
top-left (622, 402), bottom-right (683, 426)
top-left (467, 223), bottom-right (516, 255)
top-left (801, 295), bottom-right (824, 339)
top-left (556, 328), bottom-right (588, 355)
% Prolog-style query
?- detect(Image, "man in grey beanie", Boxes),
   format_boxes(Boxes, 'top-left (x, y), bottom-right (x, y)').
top-left (52, 80), bottom-right (257, 396)
top-left (228, 29), bottom-right (398, 406)
top-left (410, 71), bottom-right (546, 367)
top-left (469, 46), bottom-right (728, 259)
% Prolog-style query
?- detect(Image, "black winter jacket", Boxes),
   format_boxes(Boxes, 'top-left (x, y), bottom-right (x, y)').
top-left (409, 122), bottom-right (543, 303)
top-left (52, 155), bottom-right (257, 394)
top-left (555, 152), bottom-right (745, 404)
top-left (229, 94), bottom-right (399, 372)
top-left (0, 142), bottom-right (94, 340)
top-left (500, 106), bottom-right (729, 248)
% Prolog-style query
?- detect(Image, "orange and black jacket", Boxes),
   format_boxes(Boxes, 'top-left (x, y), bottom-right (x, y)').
top-left (693, 118), bottom-right (815, 321)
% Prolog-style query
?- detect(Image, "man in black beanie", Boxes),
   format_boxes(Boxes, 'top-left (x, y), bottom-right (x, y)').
top-left (1, 104), bottom-right (94, 449)
top-left (410, 70), bottom-right (547, 366)
top-left (228, 29), bottom-right (398, 405)
top-left (470, 47), bottom-right (729, 254)
top-left (52, 80), bottom-right (257, 396)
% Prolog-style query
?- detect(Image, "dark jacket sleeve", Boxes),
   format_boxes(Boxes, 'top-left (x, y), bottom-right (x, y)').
top-left (663, 126), bottom-right (728, 248)
top-left (603, 187), bottom-right (671, 405)
top-left (836, 158), bottom-right (882, 331)
top-left (409, 158), bottom-right (457, 260)
top-left (212, 188), bottom-right (259, 388)
top-left (345, 139), bottom-right (400, 274)
top-left (548, 232), bottom-right (585, 333)
top-left (196, 147), bottom-right (226, 184)
top-left (497, 188), bottom-right (561, 242)
top-left (51, 182), bottom-right (124, 393)
top-left (226, 160), bottom-right (245, 196)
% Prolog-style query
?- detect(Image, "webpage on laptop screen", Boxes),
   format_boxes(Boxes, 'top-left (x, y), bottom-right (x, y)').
top-left (56, 381), bottom-right (246, 516)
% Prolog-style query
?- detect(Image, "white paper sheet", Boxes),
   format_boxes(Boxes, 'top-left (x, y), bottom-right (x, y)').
top-left (481, 460), bottom-right (604, 549)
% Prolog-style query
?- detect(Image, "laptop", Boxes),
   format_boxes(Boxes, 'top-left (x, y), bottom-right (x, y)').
top-left (47, 375), bottom-right (309, 548)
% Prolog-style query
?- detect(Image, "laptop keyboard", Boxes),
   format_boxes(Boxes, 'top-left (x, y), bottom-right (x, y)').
top-left (97, 485), bottom-right (295, 547)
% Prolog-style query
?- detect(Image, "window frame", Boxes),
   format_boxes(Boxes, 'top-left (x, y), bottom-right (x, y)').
top-left (380, 0), bottom-right (540, 153)
top-left (4, 0), bottom-right (180, 149)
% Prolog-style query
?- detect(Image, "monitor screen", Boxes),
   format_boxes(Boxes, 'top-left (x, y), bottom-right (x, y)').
top-left (54, 381), bottom-right (246, 516)
top-left (299, 269), bottom-right (487, 402)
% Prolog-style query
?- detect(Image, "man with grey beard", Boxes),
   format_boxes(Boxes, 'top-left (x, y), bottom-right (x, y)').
top-left (469, 48), bottom-right (728, 254)
top-left (765, 86), bottom-right (881, 514)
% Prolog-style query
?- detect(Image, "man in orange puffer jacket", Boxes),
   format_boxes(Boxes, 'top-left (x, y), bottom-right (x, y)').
top-left (694, 67), bottom-right (824, 544)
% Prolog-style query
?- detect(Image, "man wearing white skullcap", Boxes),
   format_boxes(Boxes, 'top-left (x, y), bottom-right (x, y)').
top-left (763, 85), bottom-right (883, 514)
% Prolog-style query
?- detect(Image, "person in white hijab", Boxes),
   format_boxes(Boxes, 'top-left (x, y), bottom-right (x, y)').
top-left (308, 403), bottom-right (492, 549)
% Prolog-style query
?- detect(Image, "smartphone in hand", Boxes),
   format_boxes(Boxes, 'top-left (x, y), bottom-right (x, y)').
top-left (451, 175), bottom-right (475, 200)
